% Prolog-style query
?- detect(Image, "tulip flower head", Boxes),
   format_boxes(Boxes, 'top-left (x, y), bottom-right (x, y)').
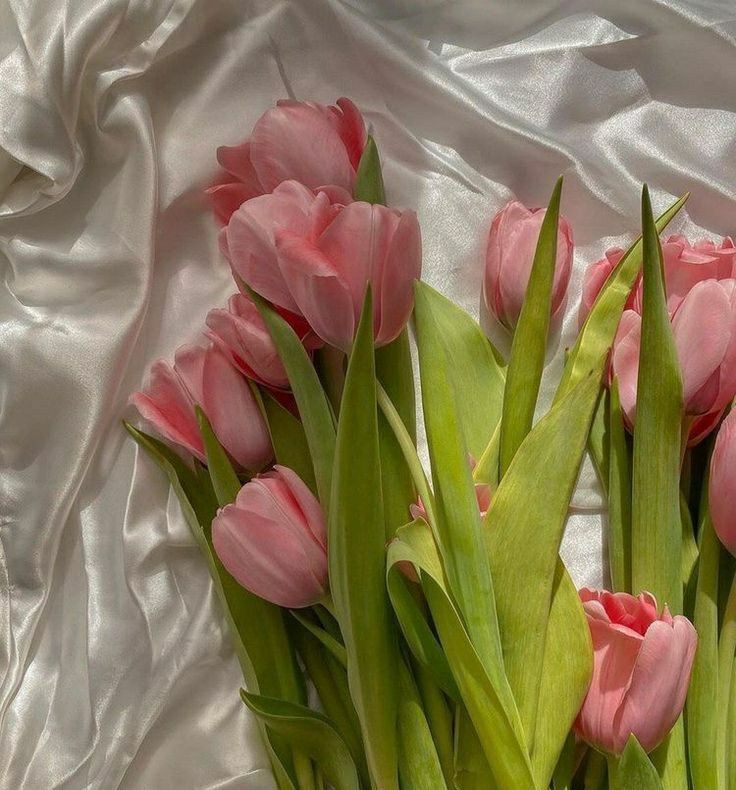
top-left (709, 409), bottom-right (736, 555)
top-left (130, 343), bottom-right (272, 470)
top-left (611, 278), bottom-right (736, 445)
top-left (484, 200), bottom-right (574, 330)
top-left (212, 466), bottom-right (328, 608)
top-left (208, 98), bottom-right (366, 223)
top-left (574, 588), bottom-right (697, 755)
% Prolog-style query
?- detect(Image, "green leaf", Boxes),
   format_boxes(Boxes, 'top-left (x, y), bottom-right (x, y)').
top-left (485, 372), bottom-right (599, 751)
top-left (242, 692), bottom-right (360, 790)
top-left (195, 407), bottom-right (241, 506)
top-left (396, 660), bottom-right (448, 790)
top-left (499, 176), bottom-right (563, 475)
top-left (249, 288), bottom-right (336, 510)
top-left (413, 282), bottom-right (506, 459)
top-left (413, 281), bottom-right (507, 681)
top-left (531, 563), bottom-right (593, 787)
top-left (686, 509), bottom-right (722, 790)
top-left (453, 710), bottom-right (497, 790)
top-left (630, 185), bottom-right (684, 612)
top-left (608, 379), bottom-right (632, 593)
top-left (389, 522), bottom-right (534, 788)
top-left (718, 574), bottom-right (736, 785)
top-left (262, 392), bottom-right (317, 494)
top-left (353, 135), bottom-right (386, 204)
top-left (557, 193), bottom-right (689, 401)
top-left (376, 330), bottom-right (416, 539)
top-left (588, 389), bottom-right (610, 495)
top-left (609, 737), bottom-right (663, 790)
top-left (329, 289), bottom-right (399, 790)
top-left (411, 659), bottom-right (455, 786)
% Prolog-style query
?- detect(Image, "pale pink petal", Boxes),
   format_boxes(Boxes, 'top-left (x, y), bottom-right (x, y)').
top-left (580, 249), bottom-right (624, 323)
top-left (613, 618), bottom-right (697, 753)
top-left (334, 97), bottom-right (367, 169)
top-left (551, 215), bottom-right (574, 316)
top-left (207, 182), bottom-right (255, 226)
top-left (216, 141), bottom-right (264, 191)
top-left (200, 346), bottom-right (272, 470)
top-left (130, 360), bottom-right (204, 461)
top-left (250, 103), bottom-right (356, 194)
top-left (610, 311), bottom-right (642, 427)
top-left (672, 280), bottom-right (731, 411)
top-left (271, 465), bottom-right (326, 550)
top-left (276, 230), bottom-right (356, 349)
top-left (710, 411), bottom-right (736, 555)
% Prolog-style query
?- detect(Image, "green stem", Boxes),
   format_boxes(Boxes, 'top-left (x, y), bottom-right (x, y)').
top-left (376, 382), bottom-right (437, 528)
top-left (718, 572), bottom-right (736, 783)
top-left (293, 752), bottom-right (315, 790)
top-left (412, 658), bottom-right (455, 786)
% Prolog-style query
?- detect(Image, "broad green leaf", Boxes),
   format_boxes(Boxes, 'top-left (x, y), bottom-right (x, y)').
top-left (353, 135), bottom-right (386, 204)
top-left (630, 185), bottom-right (684, 612)
top-left (499, 177), bottom-right (563, 475)
top-left (125, 423), bottom-right (299, 788)
top-left (195, 407), bottom-right (241, 506)
top-left (414, 282), bottom-right (505, 459)
top-left (396, 660), bottom-right (448, 790)
top-left (390, 522), bottom-right (534, 788)
top-left (376, 330), bottom-right (416, 539)
top-left (250, 288), bottom-right (336, 510)
top-left (687, 510), bottom-right (722, 790)
top-left (242, 692), bottom-right (360, 790)
top-left (413, 281), bottom-right (506, 682)
top-left (291, 611), bottom-right (347, 668)
top-left (531, 563), bottom-right (593, 787)
top-left (557, 193), bottom-right (688, 401)
top-left (485, 372), bottom-right (600, 750)
top-left (727, 655), bottom-right (736, 790)
top-left (609, 737), bottom-right (663, 790)
top-left (292, 625), bottom-right (368, 787)
top-left (329, 290), bottom-right (399, 790)
top-left (680, 494), bottom-right (699, 607)
top-left (608, 379), bottom-right (632, 593)
top-left (262, 393), bottom-right (317, 494)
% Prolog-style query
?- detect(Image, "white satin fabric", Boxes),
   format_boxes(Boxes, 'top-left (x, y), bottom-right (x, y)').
top-left (2, 0), bottom-right (735, 786)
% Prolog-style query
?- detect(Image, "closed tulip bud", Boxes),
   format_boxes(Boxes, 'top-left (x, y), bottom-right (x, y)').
top-left (205, 292), bottom-right (322, 390)
top-left (709, 410), bottom-right (736, 555)
top-left (484, 200), bottom-right (573, 330)
top-left (574, 588), bottom-right (697, 755)
top-left (208, 98), bottom-right (366, 223)
top-left (212, 466), bottom-right (328, 608)
top-left (130, 343), bottom-right (272, 470)
top-left (276, 200), bottom-right (422, 350)
top-left (611, 279), bottom-right (736, 445)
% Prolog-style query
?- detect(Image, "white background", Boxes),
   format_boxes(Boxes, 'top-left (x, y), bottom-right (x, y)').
top-left (1, 1), bottom-right (735, 786)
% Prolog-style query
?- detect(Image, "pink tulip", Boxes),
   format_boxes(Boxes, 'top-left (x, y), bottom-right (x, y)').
top-left (212, 465), bottom-right (328, 608)
top-left (709, 410), bottom-right (736, 555)
top-left (223, 180), bottom-right (339, 315)
top-left (206, 292), bottom-right (322, 390)
top-left (580, 235), bottom-right (736, 322)
top-left (483, 200), bottom-right (574, 330)
top-left (611, 279), bottom-right (736, 445)
top-left (131, 343), bottom-right (272, 470)
top-left (208, 98), bottom-right (366, 224)
top-left (574, 588), bottom-right (697, 755)
top-left (275, 200), bottom-right (422, 349)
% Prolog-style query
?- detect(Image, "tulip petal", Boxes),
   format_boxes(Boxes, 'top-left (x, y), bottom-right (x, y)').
top-left (672, 280), bottom-right (731, 410)
top-left (377, 209), bottom-right (422, 345)
top-left (614, 618), bottom-right (697, 753)
top-left (334, 97), bottom-right (367, 169)
top-left (709, 411), bottom-right (736, 555)
top-left (216, 141), bottom-right (264, 192)
top-left (610, 310), bottom-right (642, 426)
top-left (276, 230), bottom-right (356, 349)
top-left (580, 250), bottom-right (623, 323)
top-left (250, 103), bottom-right (355, 194)
top-left (200, 346), bottom-right (272, 470)
top-left (225, 181), bottom-right (320, 313)
top-left (130, 360), bottom-right (204, 461)
top-left (272, 465), bottom-right (327, 550)
top-left (574, 617), bottom-right (642, 754)
top-left (207, 182), bottom-right (255, 226)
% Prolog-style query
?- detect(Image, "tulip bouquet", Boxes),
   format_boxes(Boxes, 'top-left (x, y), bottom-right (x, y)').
top-left (125, 97), bottom-right (736, 789)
